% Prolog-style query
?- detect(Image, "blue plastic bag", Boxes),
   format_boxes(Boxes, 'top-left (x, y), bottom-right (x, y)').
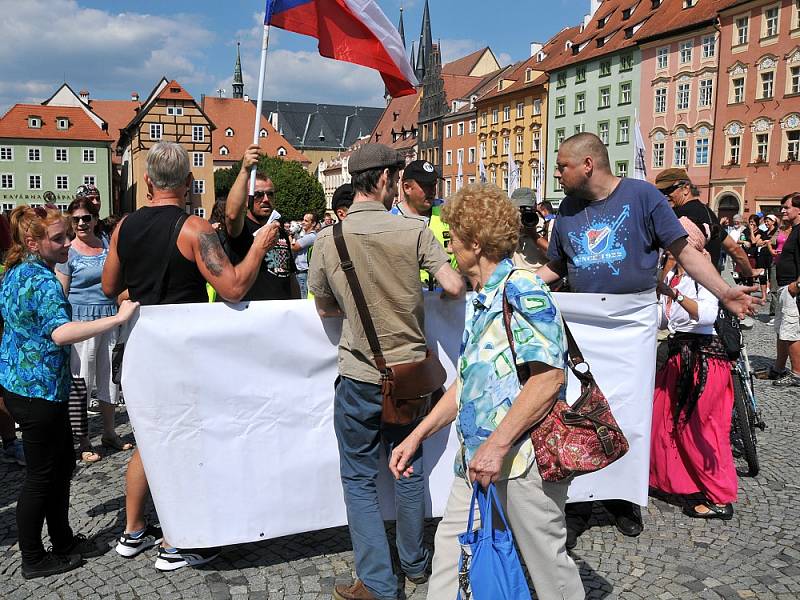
top-left (456, 482), bottom-right (532, 600)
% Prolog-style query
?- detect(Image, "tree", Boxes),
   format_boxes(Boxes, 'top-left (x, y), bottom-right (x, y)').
top-left (214, 157), bottom-right (326, 222)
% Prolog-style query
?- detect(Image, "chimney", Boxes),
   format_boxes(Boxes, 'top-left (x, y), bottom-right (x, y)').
top-left (243, 94), bottom-right (250, 102)
top-left (79, 89), bottom-right (90, 103)
top-left (131, 91), bottom-right (139, 102)
top-left (590, 0), bottom-right (602, 17)
top-left (530, 42), bottom-right (543, 57)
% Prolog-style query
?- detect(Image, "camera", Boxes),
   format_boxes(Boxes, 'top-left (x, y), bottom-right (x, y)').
top-left (519, 206), bottom-right (539, 228)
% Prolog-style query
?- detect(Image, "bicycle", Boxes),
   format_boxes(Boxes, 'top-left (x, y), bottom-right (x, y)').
top-left (729, 324), bottom-right (766, 477)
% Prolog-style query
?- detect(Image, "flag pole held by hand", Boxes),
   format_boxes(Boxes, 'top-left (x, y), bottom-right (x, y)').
top-left (249, 4), bottom-right (273, 198)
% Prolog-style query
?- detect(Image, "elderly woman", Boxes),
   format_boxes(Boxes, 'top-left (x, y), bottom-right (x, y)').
top-left (0, 206), bottom-right (138, 579)
top-left (56, 197), bottom-right (133, 460)
top-left (390, 184), bottom-right (584, 600)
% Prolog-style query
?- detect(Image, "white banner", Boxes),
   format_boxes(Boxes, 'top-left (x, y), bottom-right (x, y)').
top-left (122, 292), bottom-right (657, 548)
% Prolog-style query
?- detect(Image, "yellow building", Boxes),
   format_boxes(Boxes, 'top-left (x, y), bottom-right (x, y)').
top-left (118, 78), bottom-right (216, 217)
top-left (475, 58), bottom-right (549, 196)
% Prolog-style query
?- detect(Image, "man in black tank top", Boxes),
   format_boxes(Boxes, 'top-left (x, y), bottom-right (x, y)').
top-left (225, 145), bottom-right (298, 301)
top-left (102, 141), bottom-right (280, 571)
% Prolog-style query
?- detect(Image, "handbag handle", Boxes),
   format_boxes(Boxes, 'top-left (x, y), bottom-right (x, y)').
top-left (469, 483), bottom-right (513, 542)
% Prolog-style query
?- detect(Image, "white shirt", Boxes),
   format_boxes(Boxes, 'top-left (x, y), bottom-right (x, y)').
top-left (658, 269), bottom-right (719, 335)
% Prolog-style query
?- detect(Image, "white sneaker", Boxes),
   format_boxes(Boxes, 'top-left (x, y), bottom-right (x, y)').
top-left (154, 546), bottom-right (221, 571)
top-left (115, 524), bottom-right (163, 558)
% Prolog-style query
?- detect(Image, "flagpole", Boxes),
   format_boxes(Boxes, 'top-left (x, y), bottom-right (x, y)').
top-left (249, 20), bottom-right (272, 196)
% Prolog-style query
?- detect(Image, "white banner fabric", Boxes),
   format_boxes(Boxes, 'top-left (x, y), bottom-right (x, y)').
top-left (122, 292), bottom-right (657, 548)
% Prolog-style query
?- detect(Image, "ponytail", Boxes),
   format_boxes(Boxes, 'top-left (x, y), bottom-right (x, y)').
top-left (4, 205), bottom-right (64, 270)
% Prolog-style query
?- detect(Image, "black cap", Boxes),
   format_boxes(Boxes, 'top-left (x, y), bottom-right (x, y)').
top-left (348, 143), bottom-right (404, 174)
top-left (331, 183), bottom-right (354, 212)
top-left (402, 160), bottom-right (441, 185)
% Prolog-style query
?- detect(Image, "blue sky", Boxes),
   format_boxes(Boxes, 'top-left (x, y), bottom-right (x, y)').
top-left (0, 1), bottom-right (589, 113)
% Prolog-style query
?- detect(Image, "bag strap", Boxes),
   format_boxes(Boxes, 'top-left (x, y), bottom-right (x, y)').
top-left (332, 222), bottom-right (388, 373)
top-left (152, 212), bottom-right (188, 304)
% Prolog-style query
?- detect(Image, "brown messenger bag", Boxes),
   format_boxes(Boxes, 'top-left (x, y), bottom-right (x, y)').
top-left (332, 222), bottom-right (446, 425)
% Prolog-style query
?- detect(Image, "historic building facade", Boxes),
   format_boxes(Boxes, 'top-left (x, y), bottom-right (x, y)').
top-left (710, 0), bottom-right (800, 216)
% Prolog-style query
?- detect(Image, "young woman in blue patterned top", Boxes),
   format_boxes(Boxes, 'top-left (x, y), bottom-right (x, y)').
top-left (0, 205), bottom-right (138, 580)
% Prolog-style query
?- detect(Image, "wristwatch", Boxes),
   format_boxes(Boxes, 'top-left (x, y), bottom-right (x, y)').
top-left (675, 293), bottom-right (685, 303)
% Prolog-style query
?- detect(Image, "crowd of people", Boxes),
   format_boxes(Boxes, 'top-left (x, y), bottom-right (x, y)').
top-left (0, 133), bottom-right (797, 600)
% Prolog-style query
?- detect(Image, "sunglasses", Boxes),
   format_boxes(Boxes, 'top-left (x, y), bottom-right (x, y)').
top-left (253, 191), bottom-right (275, 200)
top-left (71, 214), bottom-right (93, 225)
top-left (661, 183), bottom-right (684, 196)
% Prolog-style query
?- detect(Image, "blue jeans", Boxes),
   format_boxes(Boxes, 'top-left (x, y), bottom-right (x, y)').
top-left (334, 376), bottom-right (429, 600)
top-left (296, 271), bottom-right (308, 298)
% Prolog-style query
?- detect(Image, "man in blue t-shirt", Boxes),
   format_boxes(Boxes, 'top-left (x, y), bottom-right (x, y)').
top-left (537, 133), bottom-right (760, 545)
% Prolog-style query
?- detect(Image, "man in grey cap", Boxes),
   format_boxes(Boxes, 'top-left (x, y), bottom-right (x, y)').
top-left (308, 143), bottom-right (464, 600)
top-left (511, 187), bottom-right (549, 270)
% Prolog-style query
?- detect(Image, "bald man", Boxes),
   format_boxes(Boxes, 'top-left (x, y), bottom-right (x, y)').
top-left (536, 133), bottom-right (760, 545)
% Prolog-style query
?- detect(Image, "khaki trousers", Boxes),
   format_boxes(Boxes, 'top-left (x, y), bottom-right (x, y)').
top-left (426, 465), bottom-right (585, 600)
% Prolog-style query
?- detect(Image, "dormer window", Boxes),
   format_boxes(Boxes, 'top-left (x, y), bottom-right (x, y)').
top-left (28, 117), bottom-right (42, 129)
top-left (498, 80), bottom-right (504, 91)
top-left (683, 0), bottom-right (694, 7)
top-left (219, 145), bottom-right (229, 156)
top-left (225, 127), bottom-right (234, 137)
top-left (622, 7), bottom-right (632, 20)
top-left (277, 147), bottom-right (287, 156)
top-left (170, 86), bottom-right (180, 93)
top-left (525, 68), bottom-right (533, 83)
top-left (259, 129), bottom-right (268, 138)
top-left (597, 15), bottom-right (607, 29)
top-left (651, 0), bottom-right (662, 7)
top-left (56, 118), bottom-right (69, 130)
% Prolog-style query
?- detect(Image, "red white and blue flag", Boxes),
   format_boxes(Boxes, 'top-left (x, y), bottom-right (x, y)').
top-left (265, 0), bottom-right (418, 97)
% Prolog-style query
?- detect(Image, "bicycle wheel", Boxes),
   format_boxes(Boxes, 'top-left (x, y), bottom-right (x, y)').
top-left (732, 371), bottom-right (759, 477)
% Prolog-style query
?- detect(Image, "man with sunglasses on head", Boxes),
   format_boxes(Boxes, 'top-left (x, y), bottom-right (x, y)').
top-left (224, 145), bottom-right (297, 300)
top-left (655, 169), bottom-right (755, 279)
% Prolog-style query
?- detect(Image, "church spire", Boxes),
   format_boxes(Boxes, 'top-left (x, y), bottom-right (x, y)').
top-left (398, 7), bottom-right (406, 49)
top-left (415, 0), bottom-right (433, 82)
top-left (232, 42), bottom-right (244, 99)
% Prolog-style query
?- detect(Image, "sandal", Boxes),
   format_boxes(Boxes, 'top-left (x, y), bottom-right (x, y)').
top-left (683, 500), bottom-right (733, 520)
top-left (80, 449), bottom-right (102, 463)
top-left (101, 435), bottom-right (134, 452)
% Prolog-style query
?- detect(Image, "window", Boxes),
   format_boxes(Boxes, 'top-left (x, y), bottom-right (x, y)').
top-left (533, 99), bottom-right (542, 115)
top-left (557, 72), bottom-right (567, 88)
top-left (149, 123), bottom-right (162, 140)
top-left (469, 119), bottom-right (477, 133)
top-left (445, 124), bottom-right (452, 138)
top-left (516, 134), bottom-right (524, 154)
top-left (193, 207), bottom-right (206, 218)
top-left (755, 133), bottom-right (769, 162)
top-left (679, 41), bottom-right (693, 64)
top-left (702, 35), bottom-right (716, 59)
top-left (516, 103), bottom-right (524, 119)
top-left (83, 175), bottom-right (95, 186)
top-left (732, 76), bottom-right (745, 103)
top-left (575, 92), bottom-right (586, 113)
top-left (56, 118), bottom-right (68, 130)
top-left (192, 152), bottom-right (204, 167)
top-left (445, 150), bottom-right (452, 166)
top-left (655, 87), bottom-right (667, 113)
top-left (28, 174), bottom-right (41, 190)
top-left (677, 82), bottom-right (690, 110)
top-left (27, 147), bottom-right (40, 162)
top-left (532, 131), bottom-right (541, 152)
top-left (192, 126), bottom-right (205, 142)
top-left (260, 129), bottom-right (268, 138)
top-left (616, 161), bottom-right (628, 178)
top-left (1, 202), bottom-right (14, 212)
top-left (192, 179), bottom-right (205, 194)
top-left (728, 136), bottom-right (741, 165)
top-left (277, 147), bottom-right (287, 157)
top-left (219, 146), bottom-right (229, 156)
top-left (695, 137), bottom-right (709, 165)
top-left (481, 112), bottom-right (488, 127)
top-left (575, 123), bottom-right (585, 135)
top-left (556, 97), bottom-right (566, 117)
top-left (55, 175), bottom-right (69, 190)
top-left (82, 148), bottom-right (96, 163)
top-left (763, 6), bottom-right (780, 38)
top-left (0, 147), bottom-right (12, 161)
top-left (617, 118), bottom-right (630, 144)
top-left (468, 147), bottom-right (476, 163)
top-left (491, 138), bottom-right (498, 156)
top-left (653, 142), bottom-right (665, 168)
top-left (576, 66), bottom-right (587, 83)
top-left (166, 106), bottom-right (184, 116)
top-left (0, 174), bottom-right (13, 189)
top-left (600, 60), bottom-right (611, 77)
top-left (735, 16), bottom-right (749, 45)
top-left (525, 68), bottom-right (533, 83)
top-left (492, 109), bottom-right (499, 124)
top-left (480, 141), bottom-right (487, 159)
top-left (786, 131), bottom-right (800, 161)
top-left (458, 122), bottom-right (465, 136)
top-left (225, 127), bottom-right (234, 137)
top-left (761, 70), bottom-right (775, 99)
top-left (55, 148), bottom-right (68, 162)
top-left (674, 140), bottom-right (687, 166)
top-left (619, 81), bottom-right (631, 105)
top-left (553, 175), bottom-right (562, 192)
top-left (699, 79), bottom-right (713, 107)
top-left (503, 137), bottom-right (510, 154)
top-left (598, 121), bottom-right (610, 145)
top-left (28, 117), bottom-right (41, 129)
top-left (790, 66), bottom-right (800, 94)
top-left (599, 86), bottom-right (611, 109)
top-left (503, 106), bottom-right (511, 121)
top-left (555, 129), bottom-right (565, 149)
top-left (620, 54), bottom-right (633, 71)
top-left (656, 46), bottom-right (669, 70)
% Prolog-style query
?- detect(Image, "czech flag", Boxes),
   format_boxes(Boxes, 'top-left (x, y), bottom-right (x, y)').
top-left (265, 0), bottom-right (418, 97)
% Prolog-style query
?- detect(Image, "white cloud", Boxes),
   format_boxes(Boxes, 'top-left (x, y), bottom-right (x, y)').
top-left (0, 0), bottom-right (216, 112)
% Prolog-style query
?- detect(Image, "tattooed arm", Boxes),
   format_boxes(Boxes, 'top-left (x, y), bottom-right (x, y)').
top-left (188, 217), bottom-right (279, 302)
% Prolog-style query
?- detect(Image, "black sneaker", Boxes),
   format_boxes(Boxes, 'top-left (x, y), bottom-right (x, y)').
top-left (54, 533), bottom-right (106, 559)
top-left (154, 546), bottom-right (221, 571)
top-left (115, 524), bottom-right (163, 558)
top-left (772, 371), bottom-right (800, 387)
top-left (21, 551), bottom-right (82, 580)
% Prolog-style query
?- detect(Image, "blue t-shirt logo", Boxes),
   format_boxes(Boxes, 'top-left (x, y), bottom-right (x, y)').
top-left (568, 204), bottom-right (630, 276)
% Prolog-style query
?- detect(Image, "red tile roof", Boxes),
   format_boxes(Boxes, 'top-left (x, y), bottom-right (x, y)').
top-left (0, 104), bottom-right (110, 142)
top-left (636, 0), bottom-right (742, 42)
top-left (369, 91), bottom-right (422, 149)
top-left (201, 97), bottom-right (309, 164)
top-left (442, 47), bottom-right (492, 76)
top-left (89, 99), bottom-right (141, 164)
top-left (156, 80), bottom-right (195, 102)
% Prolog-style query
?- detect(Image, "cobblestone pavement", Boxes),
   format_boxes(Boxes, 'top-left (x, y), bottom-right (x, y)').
top-left (1, 308), bottom-right (799, 599)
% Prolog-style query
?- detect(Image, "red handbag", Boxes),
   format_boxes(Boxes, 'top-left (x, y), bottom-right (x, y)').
top-left (501, 280), bottom-right (629, 482)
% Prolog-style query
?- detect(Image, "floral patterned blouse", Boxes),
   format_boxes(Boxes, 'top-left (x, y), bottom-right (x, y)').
top-left (0, 258), bottom-right (71, 402)
top-left (455, 258), bottom-right (567, 481)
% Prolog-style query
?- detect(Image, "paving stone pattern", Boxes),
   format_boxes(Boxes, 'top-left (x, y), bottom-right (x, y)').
top-left (1, 309), bottom-right (799, 599)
